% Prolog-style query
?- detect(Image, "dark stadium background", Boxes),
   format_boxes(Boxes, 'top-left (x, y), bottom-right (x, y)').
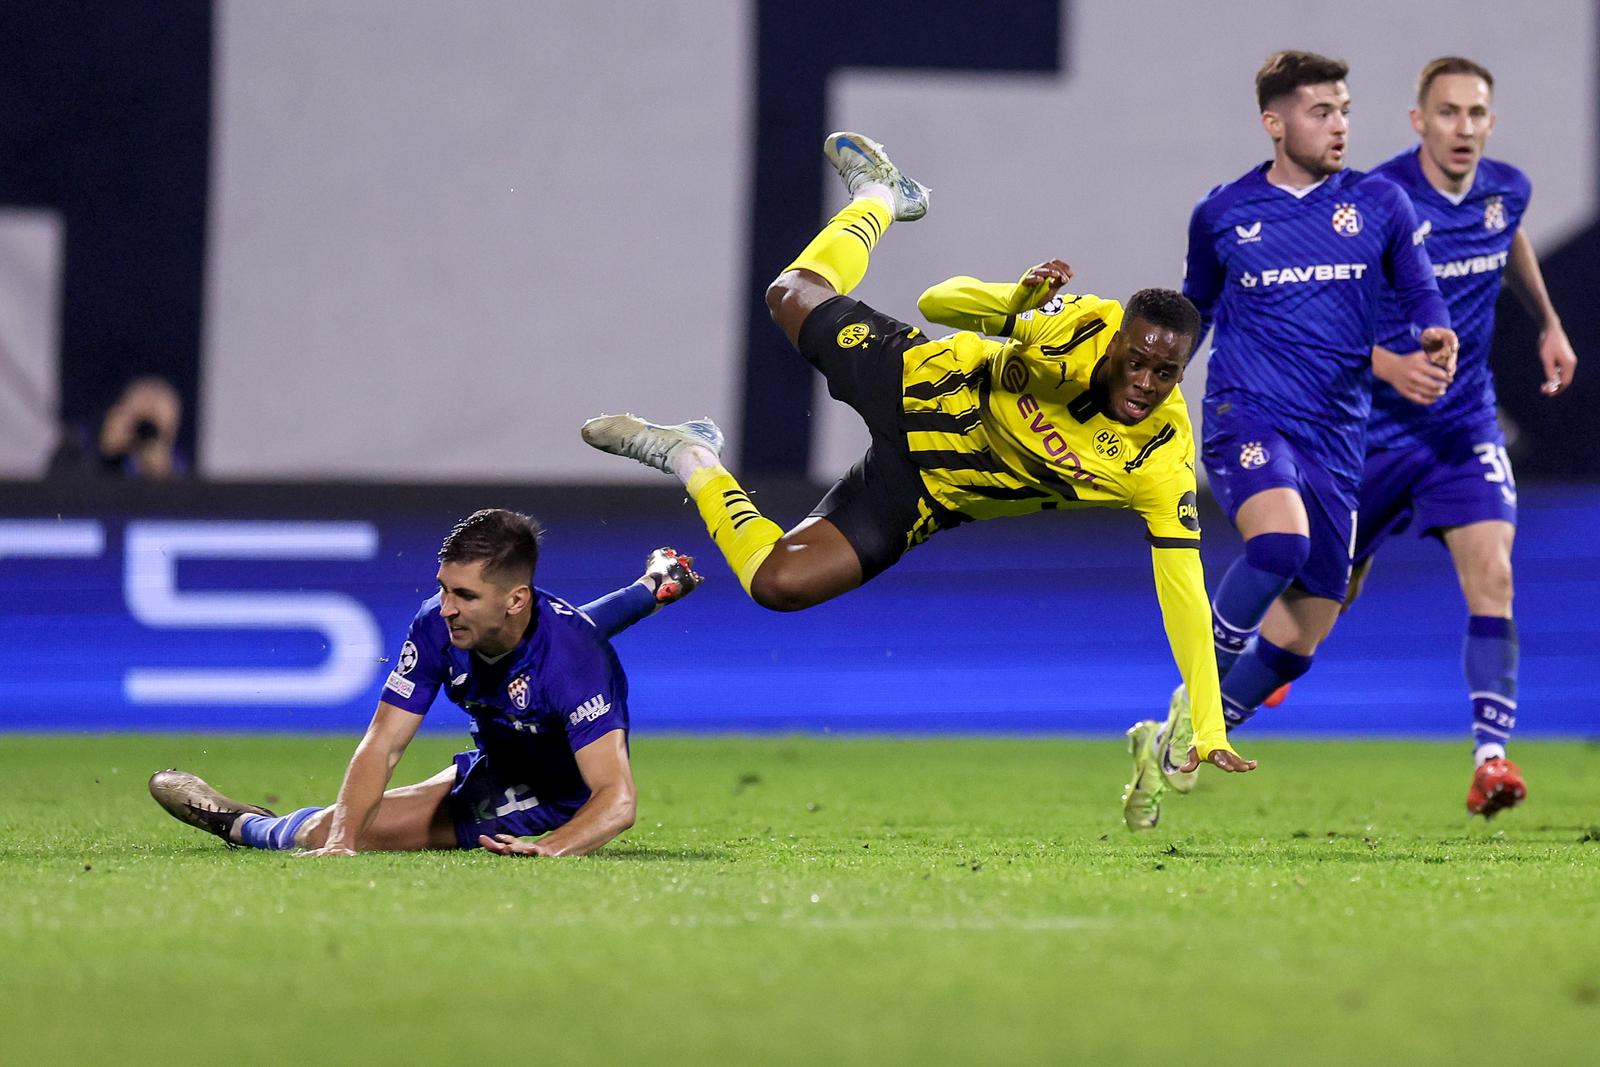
top-left (2, 1), bottom-right (1595, 738)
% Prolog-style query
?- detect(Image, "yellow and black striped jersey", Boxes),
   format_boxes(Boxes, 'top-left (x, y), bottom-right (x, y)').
top-left (907, 283), bottom-right (1200, 547)
top-left (912, 276), bottom-right (1225, 759)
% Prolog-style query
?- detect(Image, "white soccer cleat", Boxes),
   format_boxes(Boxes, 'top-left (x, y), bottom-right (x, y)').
top-left (1158, 684), bottom-right (1200, 794)
top-left (822, 132), bottom-right (930, 222)
top-left (580, 414), bottom-right (724, 476)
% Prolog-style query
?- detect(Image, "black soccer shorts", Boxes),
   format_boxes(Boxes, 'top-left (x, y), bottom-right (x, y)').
top-left (795, 295), bottom-right (967, 581)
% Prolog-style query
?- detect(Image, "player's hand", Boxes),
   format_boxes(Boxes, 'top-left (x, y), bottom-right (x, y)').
top-left (1538, 321), bottom-right (1577, 396)
top-left (480, 833), bottom-right (554, 857)
top-left (294, 845), bottom-right (357, 858)
top-left (1374, 347), bottom-right (1453, 406)
top-left (1419, 326), bottom-right (1459, 377)
top-left (1178, 746), bottom-right (1258, 774)
top-left (1015, 258), bottom-right (1073, 310)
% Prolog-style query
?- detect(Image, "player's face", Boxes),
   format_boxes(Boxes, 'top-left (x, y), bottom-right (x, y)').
top-left (436, 560), bottom-right (530, 653)
top-left (1103, 318), bottom-right (1189, 425)
top-left (1411, 74), bottom-right (1493, 184)
top-left (1266, 81), bottom-right (1350, 178)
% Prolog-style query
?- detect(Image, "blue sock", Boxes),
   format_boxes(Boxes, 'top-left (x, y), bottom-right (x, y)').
top-left (579, 582), bottom-right (656, 638)
top-left (1465, 615), bottom-right (1518, 762)
top-left (1222, 636), bottom-right (1314, 727)
top-left (1212, 533), bottom-right (1310, 677)
top-left (237, 806), bottom-right (322, 851)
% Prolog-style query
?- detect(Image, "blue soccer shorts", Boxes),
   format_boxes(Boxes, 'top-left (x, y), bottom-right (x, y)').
top-left (1203, 415), bottom-right (1358, 602)
top-left (446, 748), bottom-right (586, 850)
top-left (1353, 425), bottom-right (1518, 564)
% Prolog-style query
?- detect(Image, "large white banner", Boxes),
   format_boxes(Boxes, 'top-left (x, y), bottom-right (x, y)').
top-left (200, 0), bottom-right (1595, 480)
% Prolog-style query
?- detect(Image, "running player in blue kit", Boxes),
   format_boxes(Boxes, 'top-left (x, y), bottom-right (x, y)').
top-left (148, 509), bottom-right (701, 857)
top-left (1122, 50), bottom-right (1459, 829)
top-left (1346, 57), bottom-right (1578, 817)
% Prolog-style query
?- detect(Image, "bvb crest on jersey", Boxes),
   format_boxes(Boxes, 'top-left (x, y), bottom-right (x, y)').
top-left (1092, 428), bottom-right (1125, 459)
top-left (1483, 196), bottom-right (1508, 232)
top-left (507, 674), bottom-right (531, 711)
top-left (1330, 202), bottom-right (1362, 236)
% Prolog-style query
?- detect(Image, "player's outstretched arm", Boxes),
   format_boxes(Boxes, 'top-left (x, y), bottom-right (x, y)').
top-left (1505, 229), bottom-right (1578, 396)
top-left (298, 701), bottom-right (423, 857)
top-left (917, 259), bottom-right (1073, 335)
top-left (1148, 545), bottom-right (1255, 772)
top-left (480, 729), bottom-right (636, 858)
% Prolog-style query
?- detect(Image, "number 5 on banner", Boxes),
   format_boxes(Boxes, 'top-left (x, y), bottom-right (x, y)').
top-left (124, 521), bottom-right (382, 705)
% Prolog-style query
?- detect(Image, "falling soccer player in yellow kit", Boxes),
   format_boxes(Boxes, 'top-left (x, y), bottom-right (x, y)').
top-left (583, 132), bottom-right (1256, 790)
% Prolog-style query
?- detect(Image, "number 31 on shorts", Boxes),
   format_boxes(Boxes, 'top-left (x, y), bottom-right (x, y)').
top-left (1474, 442), bottom-right (1517, 506)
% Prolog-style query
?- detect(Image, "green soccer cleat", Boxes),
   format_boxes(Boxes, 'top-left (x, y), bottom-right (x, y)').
top-left (1121, 720), bottom-right (1167, 831)
top-left (822, 132), bottom-right (931, 222)
top-left (1158, 684), bottom-right (1199, 794)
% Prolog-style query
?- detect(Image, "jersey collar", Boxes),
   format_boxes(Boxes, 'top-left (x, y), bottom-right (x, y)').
top-left (1069, 357), bottom-right (1111, 423)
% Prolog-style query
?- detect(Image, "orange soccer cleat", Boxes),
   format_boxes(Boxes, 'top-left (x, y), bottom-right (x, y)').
top-left (1467, 757), bottom-right (1528, 818)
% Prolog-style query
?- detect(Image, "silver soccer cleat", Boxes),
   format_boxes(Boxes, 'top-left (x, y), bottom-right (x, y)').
top-left (822, 131), bottom-right (931, 222)
top-left (149, 769), bottom-right (275, 844)
top-left (580, 414), bottom-right (724, 476)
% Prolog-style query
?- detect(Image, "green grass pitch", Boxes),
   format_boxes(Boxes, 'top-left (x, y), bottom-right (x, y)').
top-left (2, 734), bottom-right (1598, 1064)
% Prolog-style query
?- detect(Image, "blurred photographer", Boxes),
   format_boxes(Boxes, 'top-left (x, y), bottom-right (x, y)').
top-left (47, 376), bottom-right (188, 479)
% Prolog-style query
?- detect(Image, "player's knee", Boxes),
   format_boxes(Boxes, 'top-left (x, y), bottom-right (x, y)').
top-left (1467, 557), bottom-right (1514, 614)
top-left (766, 270), bottom-right (830, 342)
top-left (748, 562), bottom-right (820, 613)
top-left (1244, 531), bottom-right (1311, 578)
top-left (765, 273), bottom-right (807, 324)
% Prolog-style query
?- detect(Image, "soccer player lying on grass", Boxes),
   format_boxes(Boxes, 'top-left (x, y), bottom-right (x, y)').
top-left (149, 509), bottom-right (700, 857)
top-left (581, 132), bottom-right (1255, 780)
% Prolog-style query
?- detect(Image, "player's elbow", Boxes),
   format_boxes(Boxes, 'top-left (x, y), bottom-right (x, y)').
top-left (914, 287), bottom-right (943, 322)
top-left (612, 792), bottom-right (637, 835)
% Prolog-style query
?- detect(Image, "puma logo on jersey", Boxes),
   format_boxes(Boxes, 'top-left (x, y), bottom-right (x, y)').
top-left (569, 694), bottom-right (612, 726)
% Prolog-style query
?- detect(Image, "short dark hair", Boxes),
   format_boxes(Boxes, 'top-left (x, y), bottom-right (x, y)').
top-left (1124, 288), bottom-right (1203, 359)
top-left (1255, 50), bottom-right (1349, 112)
top-left (1416, 56), bottom-right (1494, 104)
top-left (437, 508), bottom-right (543, 586)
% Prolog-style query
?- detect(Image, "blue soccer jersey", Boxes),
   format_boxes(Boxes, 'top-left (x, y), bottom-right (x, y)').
top-left (380, 589), bottom-right (629, 806)
top-left (1368, 149), bottom-right (1530, 450)
top-left (1184, 163), bottom-right (1450, 482)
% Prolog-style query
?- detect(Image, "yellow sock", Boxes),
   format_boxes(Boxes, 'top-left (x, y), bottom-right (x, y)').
top-left (686, 466), bottom-right (784, 598)
top-left (783, 197), bottom-right (894, 296)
